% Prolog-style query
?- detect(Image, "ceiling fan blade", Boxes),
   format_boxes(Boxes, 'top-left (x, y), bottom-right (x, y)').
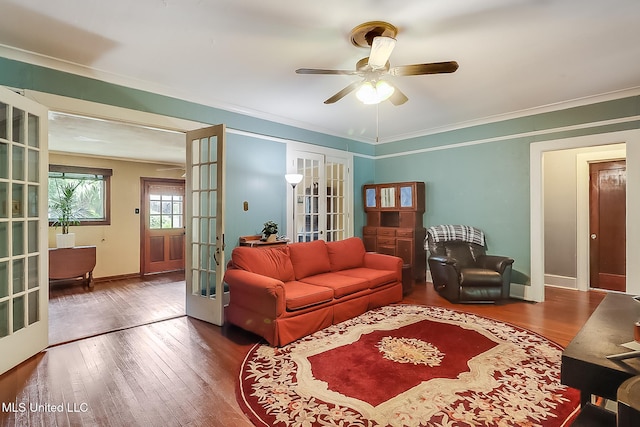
top-left (368, 36), bottom-right (396, 69)
top-left (389, 61), bottom-right (459, 76)
top-left (324, 81), bottom-right (362, 104)
top-left (387, 83), bottom-right (408, 106)
top-left (296, 68), bottom-right (360, 75)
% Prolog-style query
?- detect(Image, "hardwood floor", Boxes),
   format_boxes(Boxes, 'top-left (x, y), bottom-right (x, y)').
top-left (48, 272), bottom-right (185, 345)
top-left (1, 278), bottom-right (606, 427)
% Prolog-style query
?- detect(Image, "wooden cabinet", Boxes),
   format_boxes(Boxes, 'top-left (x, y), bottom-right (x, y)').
top-left (362, 182), bottom-right (426, 281)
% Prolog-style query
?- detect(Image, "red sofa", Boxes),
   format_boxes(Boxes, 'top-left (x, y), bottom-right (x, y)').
top-left (224, 237), bottom-right (403, 346)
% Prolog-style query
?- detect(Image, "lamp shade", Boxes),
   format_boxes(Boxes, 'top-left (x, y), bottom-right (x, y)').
top-left (285, 173), bottom-right (303, 185)
top-left (356, 80), bottom-right (395, 105)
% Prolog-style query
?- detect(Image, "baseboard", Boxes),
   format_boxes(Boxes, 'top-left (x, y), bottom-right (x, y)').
top-left (544, 274), bottom-right (577, 289)
top-left (94, 273), bottom-right (141, 283)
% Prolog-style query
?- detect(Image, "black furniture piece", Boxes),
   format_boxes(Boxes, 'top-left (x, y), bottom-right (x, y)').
top-left (425, 225), bottom-right (513, 303)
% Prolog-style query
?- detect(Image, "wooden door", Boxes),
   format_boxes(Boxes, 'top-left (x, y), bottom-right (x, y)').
top-left (589, 160), bottom-right (626, 292)
top-left (0, 86), bottom-right (49, 375)
top-left (141, 179), bottom-right (185, 274)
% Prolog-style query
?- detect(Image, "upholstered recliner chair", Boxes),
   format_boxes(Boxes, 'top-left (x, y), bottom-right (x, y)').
top-left (425, 225), bottom-right (514, 303)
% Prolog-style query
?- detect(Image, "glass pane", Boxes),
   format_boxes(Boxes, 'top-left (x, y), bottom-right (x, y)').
top-left (27, 185), bottom-right (38, 217)
top-left (0, 102), bottom-right (7, 140)
top-left (199, 218), bottom-right (208, 243)
top-left (12, 221), bottom-right (24, 256)
top-left (12, 145), bottom-right (24, 180)
top-left (200, 138), bottom-right (209, 163)
top-left (209, 272), bottom-right (216, 298)
top-left (0, 182), bottom-right (7, 218)
top-left (28, 220), bottom-right (38, 253)
top-left (381, 187), bottom-right (396, 208)
top-left (150, 200), bottom-right (161, 215)
top-left (0, 261), bottom-right (7, 298)
top-left (209, 191), bottom-right (217, 217)
top-left (12, 107), bottom-right (24, 144)
top-left (28, 149), bottom-right (39, 182)
top-left (200, 192), bottom-right (208, 216)
top-left (191, 244), bottom-right (199, 269)
top-left (199, 270), bottom-right (207, 296)
top-left (0, 223), bottom-right (7, 258)
top-left (191, 217), bottom-right (199, 241)
top-left (13, 295), bottom-right (25, 333)
top-left (0, 300), bottom-right (8, 338)
top-left (13, 258), bottom-right (25, 293)
top-left (28, 290), bottom-right (39, 325)
top-left (209, 137), bottom-right (217, 162)
top-left (210, 163), bottom-right (217, 189)
top-left (149, 215), bottom-right (160, 229)
top-left (191, 166), bottom-right (199, 191)
top-left (28, 255), bottom-right (38, 289)
top-left (0, 142), bottom-right (7, 178)
top-left (400, 186), bottom-right (413, 208)
top-left (200, 245), bottom-right (208, 271)
top-left (191, 139), bottom-right (199, 165)
top-left (366, 188), bottom-right (376, 208)
top-left (28, 113), bottom-right (39, 148)
top-left (12, 183), bottom-right (24, 217)
top-left (200, 164), bottom-right (208, 191)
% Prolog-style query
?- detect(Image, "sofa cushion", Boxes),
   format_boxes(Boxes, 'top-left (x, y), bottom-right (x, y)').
top-left (326, 237), bottom-right (366, 271)
top-left (231, 246), bottom-right (295, 282)
top-left (335, 267), bottom-right (397, 289)
top-left (283, 281), bottom-right (335, 311)
top-left (288, 240), bottom-right (331, 280)
top-left (300, 272), bottom-right (370, 298)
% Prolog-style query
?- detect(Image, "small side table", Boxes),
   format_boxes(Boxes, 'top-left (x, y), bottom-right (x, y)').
top-left (619, 376), bottom-right (640, 427)
top-left (49, 245), bottom-right (97, 288)
top-left (238, 234), bottom-right (288, 248)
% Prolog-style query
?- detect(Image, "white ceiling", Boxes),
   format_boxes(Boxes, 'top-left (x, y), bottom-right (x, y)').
top-left (1, 0), bottom-right (640, 164)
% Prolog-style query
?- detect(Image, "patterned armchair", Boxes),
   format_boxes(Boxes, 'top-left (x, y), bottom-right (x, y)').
top-left (425, 225), bottom-right (514, 303)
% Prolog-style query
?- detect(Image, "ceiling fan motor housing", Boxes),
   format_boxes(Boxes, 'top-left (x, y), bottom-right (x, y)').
top-left (350, 21), bottom-right (398, 48)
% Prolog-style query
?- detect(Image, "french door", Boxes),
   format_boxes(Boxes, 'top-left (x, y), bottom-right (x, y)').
top-left (185, 125), bottom-right (226, 325)
top-left (288, 150), bottom-right (351, 242)
top-left (0, 87), bottom-right (48, 375)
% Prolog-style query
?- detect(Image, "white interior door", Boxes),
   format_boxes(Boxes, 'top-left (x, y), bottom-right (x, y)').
top-left (0, 87), bottom-right (49, 375)
top-left (288, 150), bottom-right (351, 243)
top-left (185, 125), bottom-right (226, 325)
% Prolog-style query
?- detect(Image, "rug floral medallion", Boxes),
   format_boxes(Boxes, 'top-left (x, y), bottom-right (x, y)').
top-left (237, 305), bottom-right (580, 427)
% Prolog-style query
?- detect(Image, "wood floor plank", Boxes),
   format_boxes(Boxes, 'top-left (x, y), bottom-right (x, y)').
top-left (1, 274), bottom-right (607, 426)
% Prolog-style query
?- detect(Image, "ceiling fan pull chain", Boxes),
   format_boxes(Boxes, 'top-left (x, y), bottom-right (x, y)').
top-left (376, 104), bottom-right (380, 143)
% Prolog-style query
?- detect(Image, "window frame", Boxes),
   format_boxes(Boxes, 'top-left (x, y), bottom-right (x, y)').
top-left (48, 164), bottom-right (112, 226)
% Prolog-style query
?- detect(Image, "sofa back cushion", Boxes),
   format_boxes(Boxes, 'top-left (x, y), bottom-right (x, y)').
top-left (231, 246), bottom-right (295, 282)
top-left (326, 237), bottom-right (366, 271)
top-left (288, 240), bottom-right (331, 280)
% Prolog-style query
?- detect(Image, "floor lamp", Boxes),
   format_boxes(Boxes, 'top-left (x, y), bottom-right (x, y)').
top-left (285, 173), bottom-right (303, 242)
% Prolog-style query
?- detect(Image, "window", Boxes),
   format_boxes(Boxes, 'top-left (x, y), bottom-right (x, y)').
top-left (149, 193), bottom-right (183, 229)
top-left (48, 165), bottom-right (112, 225)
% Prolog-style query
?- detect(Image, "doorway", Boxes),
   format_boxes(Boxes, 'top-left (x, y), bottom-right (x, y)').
top-left (589, 160), bottom-right (626, 292)
top-left (141, 178), bottom-right (186, 275)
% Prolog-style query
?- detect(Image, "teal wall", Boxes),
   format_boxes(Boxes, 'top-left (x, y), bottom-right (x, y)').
top-left (2, 56), bottom-right (639, 284)
top-left (374, 96), bottom-right (640, 283)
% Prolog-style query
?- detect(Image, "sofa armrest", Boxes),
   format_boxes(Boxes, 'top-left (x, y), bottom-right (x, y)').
top-left (223, 269), bottom-right (286, 317)
top-left (477, 255), bottom-right (514, 274)
top-left (363, 252), bottom-right (403, 282)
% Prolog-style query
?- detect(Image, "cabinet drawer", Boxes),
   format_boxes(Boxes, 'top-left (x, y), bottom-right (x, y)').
top-left (363, 226), bottom-right (377, 235)
top-left (377, 228), bottom-right (396, 237)
top-left (377, 237), bottom-right (395, 246)
top-left (396, 229), bottom-right (414, 238)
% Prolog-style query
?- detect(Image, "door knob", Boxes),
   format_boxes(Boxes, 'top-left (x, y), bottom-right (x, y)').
top-left (591, 234), bottom-right (597, 240)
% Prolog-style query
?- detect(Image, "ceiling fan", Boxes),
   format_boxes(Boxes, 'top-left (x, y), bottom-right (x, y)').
top-left (296, 21), bottom-right (459, 106)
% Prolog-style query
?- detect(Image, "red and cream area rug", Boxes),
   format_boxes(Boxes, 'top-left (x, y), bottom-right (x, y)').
top-left (237, 305), bottom-right (580, 426)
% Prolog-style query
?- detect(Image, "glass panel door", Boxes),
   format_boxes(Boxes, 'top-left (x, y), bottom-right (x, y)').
top-left (288, 150), bottom-right (351, 242)
top-left (0, 86), bottom-right (48, 376)
top-left (185, 125), bottom-right (226, 326)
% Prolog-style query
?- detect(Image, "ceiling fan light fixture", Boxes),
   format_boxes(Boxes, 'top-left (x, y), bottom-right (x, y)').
top-left (369, 36), bottom-right (396, 69)
top-left (356, 80), bottom-right (395, 105)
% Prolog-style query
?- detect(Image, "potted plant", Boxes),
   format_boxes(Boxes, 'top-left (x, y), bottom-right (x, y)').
top-left (261, 220), bottom-right (278, 242)
top-left (49, 181), bottom-right (82, 248)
